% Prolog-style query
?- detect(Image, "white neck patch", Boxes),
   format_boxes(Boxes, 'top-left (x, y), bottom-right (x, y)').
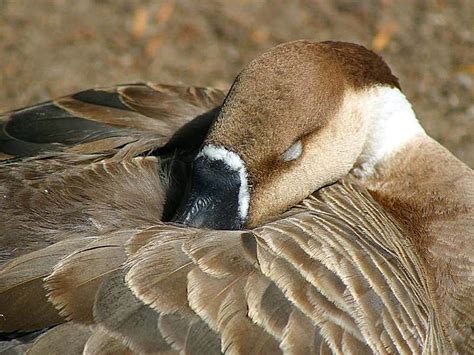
top-left (196, 145), bottom-right (250, 220)
top-left (354, 86), bottom-right (425, 176)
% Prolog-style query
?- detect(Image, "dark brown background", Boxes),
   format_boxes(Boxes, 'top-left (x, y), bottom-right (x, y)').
top-left (1, 0), bottom-right (473, 165)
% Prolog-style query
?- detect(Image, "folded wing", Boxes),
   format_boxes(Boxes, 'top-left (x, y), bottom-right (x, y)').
top-left (1, 179), bottom-right (454, 353)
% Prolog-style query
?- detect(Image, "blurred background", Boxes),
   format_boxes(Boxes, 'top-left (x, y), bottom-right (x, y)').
top-left (0, 0), bottom-right (473, 165)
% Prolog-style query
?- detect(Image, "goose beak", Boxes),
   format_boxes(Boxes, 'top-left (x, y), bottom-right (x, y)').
top-left (172, 156), bottom-right (244, 230)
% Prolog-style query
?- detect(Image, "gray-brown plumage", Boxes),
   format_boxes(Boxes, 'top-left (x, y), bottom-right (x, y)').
top-left (0, 41), bottom-right (472, 354)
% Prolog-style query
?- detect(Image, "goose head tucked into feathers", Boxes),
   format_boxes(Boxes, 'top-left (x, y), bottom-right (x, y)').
top-left (0, 40), bottom-right (472, 354)
top-left (174, 40), bottom-right (423, 229)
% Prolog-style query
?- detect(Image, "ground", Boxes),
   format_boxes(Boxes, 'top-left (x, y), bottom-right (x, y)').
top-left (1, 0), bottom-right (472, 165)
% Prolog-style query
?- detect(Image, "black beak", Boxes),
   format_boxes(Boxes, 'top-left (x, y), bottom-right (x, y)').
top-left (172, 155), bottom-right (245, 230)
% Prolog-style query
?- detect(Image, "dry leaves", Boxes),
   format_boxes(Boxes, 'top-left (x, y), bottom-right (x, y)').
top-left (131, 6), bottom-right (149, 39)
top-left (372, 21), bottom-right (398, 52)
top-left (155, 1), bottom-right (175, 25)
top-left (456, 63), bottom-right (474, 74)
top-left (145, 36), bottom-right (165, 58)
top-left (250, 28), bottom-right (269, 44)
top-left (130, 2), bottom-right (175, 58)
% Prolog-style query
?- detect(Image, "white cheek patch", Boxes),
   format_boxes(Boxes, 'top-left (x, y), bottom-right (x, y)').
top-left (197, 145), bottom-right (250, 220)
top-left (281, 140), bottom-right (303, 162)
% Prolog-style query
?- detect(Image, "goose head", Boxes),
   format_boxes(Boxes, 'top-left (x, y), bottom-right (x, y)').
top-left (174, 40), bottom-right (424, 229)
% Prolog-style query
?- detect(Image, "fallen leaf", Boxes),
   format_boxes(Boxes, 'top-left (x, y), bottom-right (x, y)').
top-left (145, 35), bottom-right (164, 58)
top-left (155, 1), bottom-right (175, 25)
top-left (250, 28), bottom-right (269, 44)
top-left (372, 21), bottom-right (397, 52)
top-left (456, 63), bottom-right (474, 74)
top-left (131, 6), bottom-right (149, 39)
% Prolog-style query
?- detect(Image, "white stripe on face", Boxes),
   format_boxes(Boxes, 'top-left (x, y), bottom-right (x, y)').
top-left (197, 145), bottom-right (250, 221)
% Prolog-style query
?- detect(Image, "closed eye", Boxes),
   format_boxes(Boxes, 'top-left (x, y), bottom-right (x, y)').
top-left (281, 140), bottom-right (302, 162)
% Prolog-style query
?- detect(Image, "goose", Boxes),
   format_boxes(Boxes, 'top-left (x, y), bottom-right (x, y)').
top-left (0, 40), bottom-right (472, 354)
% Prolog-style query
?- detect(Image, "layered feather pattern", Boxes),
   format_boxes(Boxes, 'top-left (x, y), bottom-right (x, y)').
top-left (1, 179), bottom-right (458, 354)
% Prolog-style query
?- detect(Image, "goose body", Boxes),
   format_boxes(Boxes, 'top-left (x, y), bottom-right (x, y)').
top-left (0, 41), bottom-right (472, 354)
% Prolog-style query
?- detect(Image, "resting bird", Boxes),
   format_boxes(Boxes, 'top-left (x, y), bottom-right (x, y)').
top-left (0, 41), bottom-right (472, 354)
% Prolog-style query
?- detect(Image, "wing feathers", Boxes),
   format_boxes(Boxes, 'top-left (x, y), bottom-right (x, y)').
top-left (245, 273), bottom-right (291, 341)
top-left (182, 230), bottom-right (258, 278)
top-left (1, 179), bottom-right (459, 352)
top-left (83, 327), bottom-right (133, 355)
top-left (45, 232), bottom-right (130, 324)
top-left (126, 231), bottom-right (195, 315)
top-left (279, 309), bottom-right (322, 355)
top-left (0, 237), bottom-right (94, 332)
top-left (158, 313), bottom-right (220, 354)
top-left (26, 323), bottom-right (92, 355)
top-left (94, 269), bottom-right (171, 353)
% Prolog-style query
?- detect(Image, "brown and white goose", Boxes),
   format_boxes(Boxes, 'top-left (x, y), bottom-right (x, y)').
top-left (0, 40), bottom-right (472, 354)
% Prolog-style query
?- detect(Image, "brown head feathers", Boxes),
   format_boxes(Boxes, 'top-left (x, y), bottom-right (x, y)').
top-left (204, 40), bottom-right (402, 225)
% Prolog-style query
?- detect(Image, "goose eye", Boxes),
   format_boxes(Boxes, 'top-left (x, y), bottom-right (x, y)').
top-left (281, 140), bottom-right (302, 162)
